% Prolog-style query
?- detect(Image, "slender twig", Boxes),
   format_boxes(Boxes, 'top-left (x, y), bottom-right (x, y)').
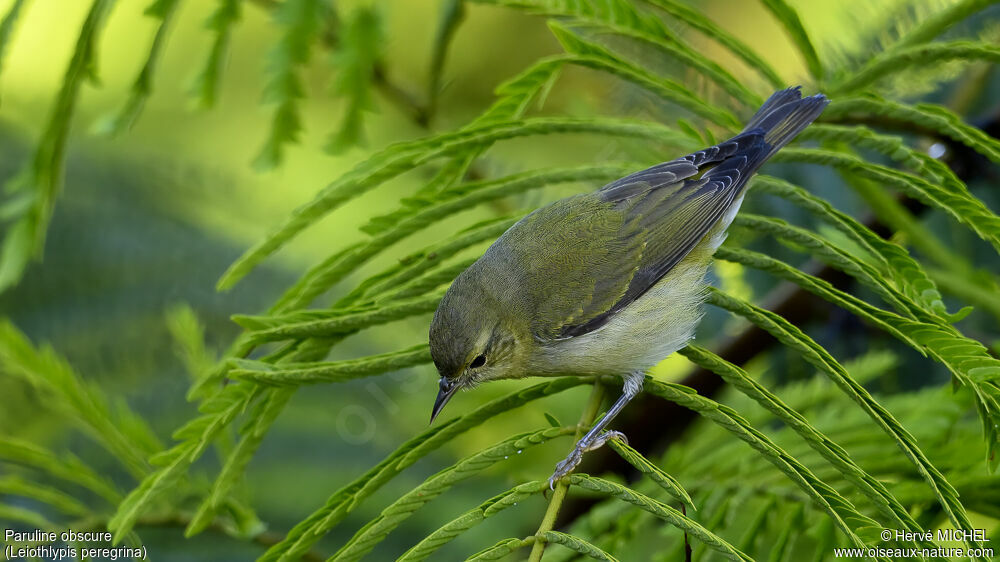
top-left (528, 382), bottom-right (606, 561)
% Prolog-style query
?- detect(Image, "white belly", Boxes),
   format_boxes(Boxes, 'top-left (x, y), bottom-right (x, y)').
top-left (527, 193), bottom-right (743, 376)
top-left (530, 258), bottom-right (709, 375)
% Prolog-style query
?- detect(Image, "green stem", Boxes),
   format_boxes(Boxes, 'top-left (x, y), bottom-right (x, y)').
top-left (528, 380), bottom-right (606, 562)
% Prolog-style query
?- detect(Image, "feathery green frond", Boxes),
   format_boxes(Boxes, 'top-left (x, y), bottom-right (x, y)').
top-left (751, 175), bottom-right (947, 316)
top-left (233, 293), bottom-right (443, 343)
top-left (569, 474), bottom-right (756, 561)
top-left (730, 214), bottom-right (923, 322)
top-left (330, 427), bottom-right (573, 561)
top-left (0, 476), bottom-right (92, 518)
top-left (705, 289), bottom-right (981, 551)
top-left (542, 530), bottom-right (620, 561)
top-left (834, 41), bottom-right (1000, 94)
top-left (253, 0), bottom-right (327, 169)
top-left (776, 147), bottom-right (1000, 254)
top-left (758, 0), bottom-right (823, 79)
top-left (0, 503), bottom-right (56, 530)
top-left (428, 0), bottom-right (465, 117)
top-left (0, 438), bottom-right (121, 505)
top-left (166, 304), bottom-right (216, 385)
top-left (715, 246), bottom-right (1000, 463)
top-left (480, 0), bottom-right (760, 106)
top-left (466, 537), bottom-right (534, 560)
top-left (228, 344), bottom-right (431, 386)
top-left (0, 0), bottom-right (113, 294)
top-left (258, 378), bottom-right (585, 561)
top-left (548, 21), bottom-right (741, 127)
top-left (342, 216), bottom-right (517, 304)
top-left (823, 96), bottom-right (1000, 164)
top-left (218, 118), bottom-right (689, 291)
top-left (678, 345), bottom-right (933, 547)
top-left (107, 383), bottom-right (261, 541)
top-left (326, 5), bottom-right (382, 153)
top-left (885, 0), bottom-right (997, 53)
top-left (642, 379), bottom-right (882, 552)
top-left (605, 439), bottom-right (695, 511)
top-left (644, 0), bottom-right (784, 87)
top-left (0, 0), bottom-right (29, 92)
top-left (0, 320), bottom-right (156, 479)
top-left (184, 387), bottom-right (292, 536)
top-left (398, 482), bottom-right (546, 561)
top-left (190, 0), bottom-right (240, 108)
top-left (96, 0), bottom-right (182, 135)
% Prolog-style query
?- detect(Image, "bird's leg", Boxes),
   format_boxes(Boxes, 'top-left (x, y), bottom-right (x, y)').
top-left (549, 371), bottom-right (644, 489)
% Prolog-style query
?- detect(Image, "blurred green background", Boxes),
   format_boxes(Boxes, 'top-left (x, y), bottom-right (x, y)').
top-left (0, 0), bottom-right (998, 560)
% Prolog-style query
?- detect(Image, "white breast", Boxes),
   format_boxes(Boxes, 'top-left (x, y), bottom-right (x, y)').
top-left (528, 193), bottom-right (744, 376)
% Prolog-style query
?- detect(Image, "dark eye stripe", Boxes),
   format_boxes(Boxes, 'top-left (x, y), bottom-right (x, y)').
top-left (469, 354), bottom-right (486, 369)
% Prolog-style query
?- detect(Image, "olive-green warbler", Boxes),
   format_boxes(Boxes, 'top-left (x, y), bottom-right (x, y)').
top-left (428, 86), bottom-right (828, 488)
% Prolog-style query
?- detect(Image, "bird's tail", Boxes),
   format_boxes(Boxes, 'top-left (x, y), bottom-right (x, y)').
top-left (742, 86), bottom-right (829, 160)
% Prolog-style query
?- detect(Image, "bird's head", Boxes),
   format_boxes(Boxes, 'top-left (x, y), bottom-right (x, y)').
top-left (427, 275), bottom-right (523, 422)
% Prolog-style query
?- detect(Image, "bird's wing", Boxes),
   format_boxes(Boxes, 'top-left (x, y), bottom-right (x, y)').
top-left (489, 191), bottom-right (647, 342)
top-left (512, 88), bottom-right (829, 340)
top-left (488, 134), bottom-right (767, 342)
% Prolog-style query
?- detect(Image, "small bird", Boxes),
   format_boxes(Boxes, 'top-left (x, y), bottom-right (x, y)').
top-left (428, 87), bottom-right (828, 488)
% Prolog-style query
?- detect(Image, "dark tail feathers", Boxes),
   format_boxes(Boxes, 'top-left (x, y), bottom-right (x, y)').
top-left (742, 86), bottom-right (828, 159)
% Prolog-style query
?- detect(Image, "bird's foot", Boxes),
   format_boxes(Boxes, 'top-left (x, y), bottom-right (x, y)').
top-left (547, 430), bottom-right (629, 490)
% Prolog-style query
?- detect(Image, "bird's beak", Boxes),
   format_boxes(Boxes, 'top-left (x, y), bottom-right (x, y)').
top-left (430, 377), bottom-right (459, 423)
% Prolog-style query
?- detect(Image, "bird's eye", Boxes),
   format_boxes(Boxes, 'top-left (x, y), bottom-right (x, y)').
top-left (469, 354), bottom-right (486, 369)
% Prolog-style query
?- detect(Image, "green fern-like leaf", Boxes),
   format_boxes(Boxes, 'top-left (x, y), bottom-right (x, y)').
top-left (0, 0), bottom-right (28, 91)
top-left (644, 0), bottom-right (784, 87)
top-left (107, 383), bottom-right (261, 541)
top-left (330, 427), bottom-right (573, 561)
top-left (547, 20), bottom-right (741, 127)
top-left (0, 321), bottom-right (158, 479)
top-left (758, 0), bottom-right (823, 79)
top-left (835, 41), bottom-right (1000, 94)
top-left (0, 0), bottom-right (113, 294)
top-left (228, 344), bottom-right (431, 386)
top-left (190, 0), bottom-right (241, 108)
top-left (0, 438), bottom-right (121, 505)
top-left (253, 0), bottom-right (328, 169)
top-left (776, 147), bottom-right (1000, 254)
top-left (643, 378), bottom-right (881, 552)
top-left (258, 378), bottom-right (585, 561)
top-left (95, 0), bottom-right (181, 135)
top-left (604, 439), bottom-right (695, 510)
top-left (678, 345), bottom-right (934, 549)
top-left (325, 5), bottom-right (382, 153)
top-left (542, 530), bottom-right (620, 561)
top-left (398, 481), bottom-right (546, 561)
top-left (569, 474), bottom-right (756, 562)
top-left (218, 118), bottom-right (689, 290)
top-left (823, 96), bottom-right (1000, 164)
top-left (705, 289), bottom-right (982, 551)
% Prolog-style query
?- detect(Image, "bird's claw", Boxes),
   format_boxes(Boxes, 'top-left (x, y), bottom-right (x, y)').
top-left (547, 431), bottom-right (629, 490)
top-left (586, 430), bottom-right (627, 451)
top-left (548, 448), bottom-right (582, 490)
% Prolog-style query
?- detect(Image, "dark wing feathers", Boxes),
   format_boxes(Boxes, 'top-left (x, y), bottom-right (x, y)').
top-left (508, 87), bottom-right (829, 341)
top-left (598, 132), bottom-right (762, 202)
top-left (558, 136), bottom-right (767, 338)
